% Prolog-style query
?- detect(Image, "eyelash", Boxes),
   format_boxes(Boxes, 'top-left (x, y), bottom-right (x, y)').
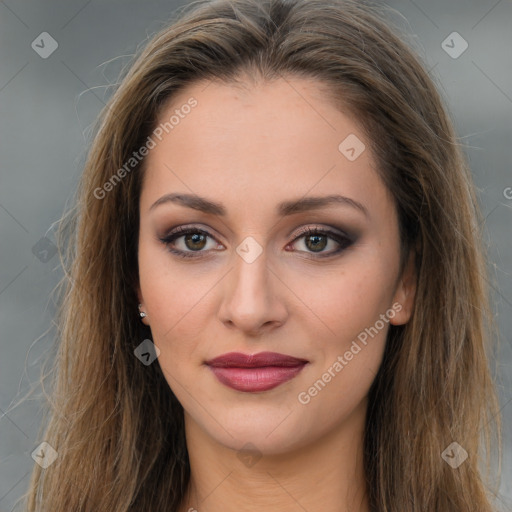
top-left (159, 225), bottom-right (354, 260)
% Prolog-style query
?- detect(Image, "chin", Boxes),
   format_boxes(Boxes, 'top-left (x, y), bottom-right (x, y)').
top-left (188, 404), bottom-right (319, 456)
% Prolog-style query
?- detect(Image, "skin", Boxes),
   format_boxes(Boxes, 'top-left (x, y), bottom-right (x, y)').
top-left (137, 75), bottom-right (416, 512)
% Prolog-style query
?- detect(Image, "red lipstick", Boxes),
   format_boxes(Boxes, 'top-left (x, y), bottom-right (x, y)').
top-left (204, 351), bottom-right (308, 392)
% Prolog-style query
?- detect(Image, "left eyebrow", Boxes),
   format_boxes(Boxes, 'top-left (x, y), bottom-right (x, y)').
top-left (277, 194), bottom-right (369, 219)
top-left (148, 193), bottom-right (369, 219)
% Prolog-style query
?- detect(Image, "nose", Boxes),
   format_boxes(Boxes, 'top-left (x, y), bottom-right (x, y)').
top-left (217, 246), bottom-right (288, 336)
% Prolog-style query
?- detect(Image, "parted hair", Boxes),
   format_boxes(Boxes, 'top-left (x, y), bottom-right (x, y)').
top-left (21, 0), bottom-right (501, 510)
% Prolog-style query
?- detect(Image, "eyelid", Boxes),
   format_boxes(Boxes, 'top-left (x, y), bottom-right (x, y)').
top-left (159, 223), bottom-right (355, 259)
top-left (160, 224), bottom-right (223, 244)
top-left (159, 224), bottom-right (223, 247)
top-left (291, 224), bottom-right (354, 243)
top-left (286, 225), bottom-right (354, 258)
top-left (161, 223), bottom-right (353, 243)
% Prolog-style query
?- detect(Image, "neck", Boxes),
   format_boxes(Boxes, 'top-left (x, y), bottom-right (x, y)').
top-left (178, 400), bottom-right (370, 512)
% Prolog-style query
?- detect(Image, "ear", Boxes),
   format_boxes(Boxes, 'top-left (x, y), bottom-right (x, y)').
top-left (137, 285), bottom-right (150, 326)
top-left (389, 248), bottom-right (417, 326)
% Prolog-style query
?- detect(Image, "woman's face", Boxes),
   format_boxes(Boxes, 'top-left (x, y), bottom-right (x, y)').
top-left (137, 76), bottom-right (416, 454)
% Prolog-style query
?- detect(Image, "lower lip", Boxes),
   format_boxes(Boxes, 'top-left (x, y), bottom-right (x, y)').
top-left (207, 364), bottom-right (307, 392)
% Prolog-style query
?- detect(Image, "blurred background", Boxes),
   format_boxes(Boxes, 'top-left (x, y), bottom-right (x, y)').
top-left (0, 0), bottom-right (511, 510)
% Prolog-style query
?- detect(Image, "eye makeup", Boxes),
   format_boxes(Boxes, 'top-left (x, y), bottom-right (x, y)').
top-left (157, 223), bottom-right (357, 260)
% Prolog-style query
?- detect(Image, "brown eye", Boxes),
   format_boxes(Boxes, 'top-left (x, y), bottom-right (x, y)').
top-left (159, 227), bottom-right (221, 259)
top-left (304, 232), bottom-right (328, 252)
top-left (289, 226), bottom-right (354, 258)
top-left (183, 232), bottom-right (207, 251)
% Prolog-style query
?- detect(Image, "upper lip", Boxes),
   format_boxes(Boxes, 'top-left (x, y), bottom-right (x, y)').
top-left (205, 351), bottom-right (309, 368)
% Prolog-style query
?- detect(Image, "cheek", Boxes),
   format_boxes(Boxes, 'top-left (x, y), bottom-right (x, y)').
top-left (292, 262), bottom-right (392, 427)
top-left (138, 240), bottom-right (213, 355)
top-left (288, 252), bottom-right (396, 406)
top-left (291, 253), bottom-right (397, 345)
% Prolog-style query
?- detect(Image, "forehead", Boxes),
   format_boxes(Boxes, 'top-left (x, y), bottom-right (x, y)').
top-left (140, 76), bottom-right (392, 221)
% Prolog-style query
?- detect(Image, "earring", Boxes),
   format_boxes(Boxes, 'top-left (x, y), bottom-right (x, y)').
top-left (138, 304), bottom-right (147, 319)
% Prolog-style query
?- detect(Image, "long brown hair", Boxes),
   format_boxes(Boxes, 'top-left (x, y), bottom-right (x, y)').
top-left (18, 0), bottom-right (502, 510)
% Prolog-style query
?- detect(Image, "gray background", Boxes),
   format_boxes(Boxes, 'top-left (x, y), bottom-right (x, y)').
top-left (0, 0), bottom-right (511, 510)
